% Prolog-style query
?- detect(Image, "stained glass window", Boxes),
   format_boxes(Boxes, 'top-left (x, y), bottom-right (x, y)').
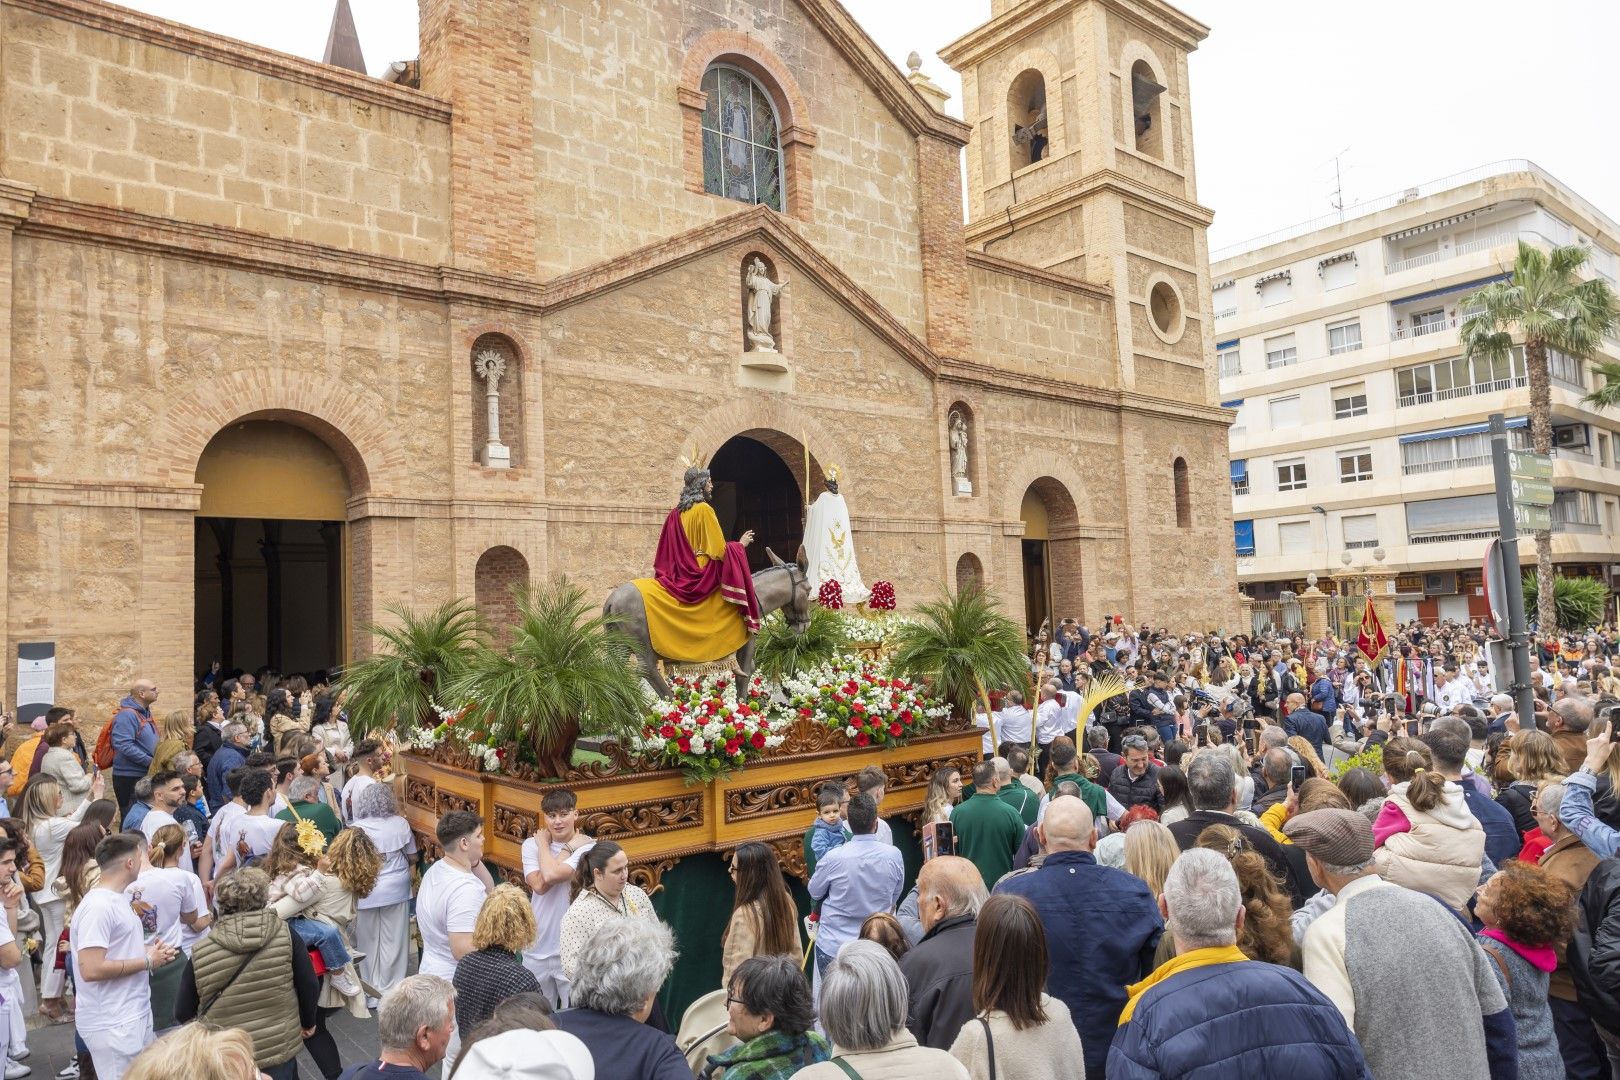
top-left (700, 65), bottom-right (784, 212)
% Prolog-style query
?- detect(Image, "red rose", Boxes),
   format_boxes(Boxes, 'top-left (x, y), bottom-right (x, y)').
top-left (889, 722), bottom-right (903, 736)
top-left (677, 736), bottom-right (691, 752)
top-left (855, 732), bottom-right (871, 746)
top-left (726, 739), bottom-right (740, 754)
top-left (900, 710), bottom-right (912, 723)
top-left (800, 707), bottom-right (812, 719)
top-left (751, 732), bottom-right (766, 748)
top-left (851, 716), bottom-right (865, 728)
top-left (660, 724), bottom-right (676, 738)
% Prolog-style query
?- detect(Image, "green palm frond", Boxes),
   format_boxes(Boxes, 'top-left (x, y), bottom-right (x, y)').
top-left (753, 606), bottom-right (851, 682)
top-left (339, 600), bottom-right (485, 736)
top-left (441, 580), bottom-right (646, 752)
top-left (1586, 361), bottom-right (1620, 411)
top-left (887, 587), bottom-right (1028, 718)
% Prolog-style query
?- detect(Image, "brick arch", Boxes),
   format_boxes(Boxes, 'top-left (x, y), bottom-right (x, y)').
top-left (460, 322), bottom-right (534, 368)
top-left (678, 30), bottom-right (818, 218)
top-left (682, 398), bottom-right (850, 503)
top-left (155, 369), bottom-right (411, 499)
top-left (475, 546), bottom-right (530, 645)
top-left (956, 552), bottom-right (985, 593)
top-left (999, 452), bottom-right (1094, 527)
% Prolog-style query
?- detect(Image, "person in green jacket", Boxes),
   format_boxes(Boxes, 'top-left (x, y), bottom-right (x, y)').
top-left (952, 760), bottom-right (1026, 889)
top-left (276, 775), bottom-right (344, 845)
top-left (995, 757), bottom-right (1039, 826)
top-left (1043, 736), bottom-right (1109, 825)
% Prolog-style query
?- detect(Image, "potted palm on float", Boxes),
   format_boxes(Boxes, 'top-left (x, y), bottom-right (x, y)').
top-left (887, 586), bottom-right (1028, 749)
top-left (442, 581), bottom-right (646, 779)
top-left (340, 599), bottom-right (484, 738)
top-left (752, 606), bottom-right (852, 682)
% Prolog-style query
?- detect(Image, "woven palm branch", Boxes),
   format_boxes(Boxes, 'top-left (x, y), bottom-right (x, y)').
top-left (1076, 674), bottom-right (1128, 727)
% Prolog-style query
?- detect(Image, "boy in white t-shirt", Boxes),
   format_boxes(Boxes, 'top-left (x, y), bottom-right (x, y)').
top-left (521, 789), bottom-right (594, 1007)
top-left (415, 809), bottom-right (494, 1066)
top-left (139, 770), bottom-right (197, 874)
top-left (213, 770), bottom-right (286, 877)
top-left (340, 739), bottom-right (383, 823)
top-left (72, 833), bottom-right (177, 1080)
top-left (0, 839), bottom-right (30, 1073)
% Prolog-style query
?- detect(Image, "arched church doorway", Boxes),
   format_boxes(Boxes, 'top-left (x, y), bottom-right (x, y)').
top-left (194, 420), bottom-right (351, 680)
top-left (1020, 477), bottom-right (1083, 637)
top-left (708, 433), bottom-right (811, 574)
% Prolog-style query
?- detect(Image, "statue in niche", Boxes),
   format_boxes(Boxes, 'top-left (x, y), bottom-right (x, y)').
top-left (949, 409), bottom-right (972, 494)
top-left (744, 257), bottom-right (788, 352)
top-left (473, 347), bottom-right (511, 469)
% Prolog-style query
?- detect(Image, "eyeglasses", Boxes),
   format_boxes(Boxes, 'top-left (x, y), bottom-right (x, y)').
top-left (725, 996), bottom-right (748, 1009)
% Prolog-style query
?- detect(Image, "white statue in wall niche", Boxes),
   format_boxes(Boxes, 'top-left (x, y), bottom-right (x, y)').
top-left (744, 257), bottom-right (788, 352)
top-left (949, 408), bottom-right (972, 494)
top-left (473, 347), bottom-right (511, 469)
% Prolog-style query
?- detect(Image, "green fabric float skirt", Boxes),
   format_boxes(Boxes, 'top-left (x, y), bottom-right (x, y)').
top-left (149, 952), bottom-right (188, 1031)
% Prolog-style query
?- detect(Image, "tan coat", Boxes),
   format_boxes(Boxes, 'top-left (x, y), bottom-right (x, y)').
top-left (1542, 831), bottom-right (1602, 1001)
top-left (1374, 781), bottom-right (1484, 915)
top-left (948, 997), bottom-right (1086, 1080)
top-left (1553, 730), bottom-right (1587, 775)
top-left (796, 1031), bottom-right (970, 1080)
top-left (719, 900), bottom-right (799, 989)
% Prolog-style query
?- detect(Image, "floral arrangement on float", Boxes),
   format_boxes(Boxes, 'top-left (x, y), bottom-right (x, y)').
top-left (782, 656), bottom-right (950, 748)
top-left (868, 581), bottom-right (896, 610)
top-left (817, 580), bottom-right (845, 610)
top-left (634, 673), bottom-right (792, 783)
top-left (404, 701), bottom-right (509, 773)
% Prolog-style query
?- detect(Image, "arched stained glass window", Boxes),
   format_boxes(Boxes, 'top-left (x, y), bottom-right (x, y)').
top-left (701, 65), bottom-right (784, 212)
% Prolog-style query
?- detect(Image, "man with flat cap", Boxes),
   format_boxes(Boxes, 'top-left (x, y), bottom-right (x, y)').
top-left (1285, 807), bottom-right (1517, 1080)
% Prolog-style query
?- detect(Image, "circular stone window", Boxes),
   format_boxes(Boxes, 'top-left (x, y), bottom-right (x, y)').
top-left (1148, 278), bottom-right (1185, 344)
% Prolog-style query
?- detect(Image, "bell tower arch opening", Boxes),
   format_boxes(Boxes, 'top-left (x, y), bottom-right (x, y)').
top-left (194, 419), bottom-right (356, 680)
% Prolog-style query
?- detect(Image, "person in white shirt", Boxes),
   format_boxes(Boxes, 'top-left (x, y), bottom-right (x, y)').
top-left (351, 782), bottom-right (418, 1008)
top-left (138, 770), bottom-right (196, 874)
top-left (415, 809), bottom-right (494, 1066)
top-left (0, 839), bottom-right (30, 1074)
top-left (521, 790), bottom-right (594, 1008)
top-left (198, 767), bottom-right (249, 892)
top-left (72, 833), bottom-right (177, 1080)
top-left (128, 825), bottom-right (211, 954)
top-left (996, 691), bottom-right (1033, 749)
top-left (340, 739), bottom-right (383, 823)
top-left (212, 770), bottom-right (286, 877)
top-left (1034, 685), bottom-right (1066, 770)
top-left (266, 758), bottom-right (295, 819)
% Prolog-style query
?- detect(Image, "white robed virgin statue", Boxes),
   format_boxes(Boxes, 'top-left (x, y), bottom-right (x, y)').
top-left (803, 468), bottom-right (869, 605)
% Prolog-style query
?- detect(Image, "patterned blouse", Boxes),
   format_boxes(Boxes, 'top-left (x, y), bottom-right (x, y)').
top-left (558, 884), bottom-right (657, 980)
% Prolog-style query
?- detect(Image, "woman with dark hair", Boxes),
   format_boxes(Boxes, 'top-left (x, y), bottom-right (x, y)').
top-left (1155, 765), bottom-right (1193, 826)
top-left (559, 841), bottom-right (658, 983)
top-left (1476, 861), bottom-right (1577, 1079)
top-left (1336, 767), bottom-right (1385, 815)
top-left (265, 688), bottom-right (304, 753)
top-left (701, 955), bottom-right (829, 1079)
top-left (721, 842), bottom-right (800, 988)
top-left (948, 893), bottom-right (1083, 1079)
top-left (0, 819), bottom-right (44, 894)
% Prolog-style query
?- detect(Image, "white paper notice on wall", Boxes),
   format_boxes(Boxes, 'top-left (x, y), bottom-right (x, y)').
top-left (15, 643), bottom-right (55, 726)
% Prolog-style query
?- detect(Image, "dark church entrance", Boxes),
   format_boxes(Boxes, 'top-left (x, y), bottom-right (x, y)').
top-left (708, 434), bottom-right (804, 573)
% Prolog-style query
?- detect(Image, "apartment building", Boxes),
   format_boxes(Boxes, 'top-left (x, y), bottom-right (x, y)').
top-left (1214, 160), bottom-right (1620, 624)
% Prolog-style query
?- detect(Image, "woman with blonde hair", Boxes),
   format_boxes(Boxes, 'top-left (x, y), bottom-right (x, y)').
top-left (1122, 820), bottom-right (1180, 900)
top-left (1194, 823), bottom-right (1297, 968)
top-left (148, 708), bottom-right (196, 776)
top-left (453, 884), bottom-right (543, 1040)
top-left (18, 772), bottom-right (100, 1020)
top-left (1374, 736), bottom-right (1485, 915)
top-left (922, 766), bottom-right (963, 825)
top-left (261, 822), bottom-right (367, 1000)
top-left (125, 1023), bottom-right (259, 1080)
top-left (1286, 735), bottom-right (1329, 781)
top-left (1498, 729), bottom-right (1567, 837)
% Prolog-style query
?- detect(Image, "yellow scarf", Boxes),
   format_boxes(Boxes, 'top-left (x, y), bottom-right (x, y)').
top-left (1118, 945), bottom-right (1250, 1024)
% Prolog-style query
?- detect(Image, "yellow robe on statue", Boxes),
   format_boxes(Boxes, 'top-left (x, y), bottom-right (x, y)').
top-left (634, 504), bottom-right (752, 663)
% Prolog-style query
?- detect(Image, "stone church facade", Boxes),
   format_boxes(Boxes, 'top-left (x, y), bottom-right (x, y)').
top-left (0, 0), bottom-right (1237, 712)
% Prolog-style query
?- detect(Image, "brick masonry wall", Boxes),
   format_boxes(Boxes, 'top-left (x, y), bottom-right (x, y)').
top-left (1, 5), bottom-right (450, 262)
top-left (474, 545), bottom-right (530, 644)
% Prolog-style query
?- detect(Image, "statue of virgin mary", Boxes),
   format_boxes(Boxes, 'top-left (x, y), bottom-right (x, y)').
top-left (803, 468), bottom-right (869, 605)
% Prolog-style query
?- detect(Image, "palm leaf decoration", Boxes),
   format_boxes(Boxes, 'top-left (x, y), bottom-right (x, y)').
top-left (753, 606), bottom-right (851, 682)
top-left (1075, 674), bottom-right (1128, 729)
top-left (441, 580), bottom-right (645, 778)
top-left (888, 586), bottom-right (1028, 748)
top-left (339, 599), bottom-right (484, 737)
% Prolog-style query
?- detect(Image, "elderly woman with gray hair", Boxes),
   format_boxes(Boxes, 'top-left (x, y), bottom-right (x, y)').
top-left (794, 940), bottom-right (970, 1080)
top-left (553, 916), bottom-right (689, 1079)
top-left (350, 779), bottom-right (417, 1003)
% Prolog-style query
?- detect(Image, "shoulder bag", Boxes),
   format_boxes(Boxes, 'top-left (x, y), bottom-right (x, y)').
top-left (979, 1016), bottom-right (998, 1080)
top-left (198, 935), bottom-right (274, 1020)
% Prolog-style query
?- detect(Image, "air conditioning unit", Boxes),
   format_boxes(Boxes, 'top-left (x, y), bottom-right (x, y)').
top-left (1555, 425), bottom-right (1590, 449)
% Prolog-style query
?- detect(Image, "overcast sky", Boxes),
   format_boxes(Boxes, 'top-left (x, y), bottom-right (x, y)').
top-left (121, 0), bottom-right (1620, 251)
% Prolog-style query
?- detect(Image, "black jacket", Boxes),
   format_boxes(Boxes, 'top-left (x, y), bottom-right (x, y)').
top-left (1495, 780), bottom-right (1538, 839)
top-left (899, 912), bottom-right (977, 1051)
top-left (1574, 857), bottom-right (1620, 1032)
top-left (1127, 689), bottom-right (1158, 728)
top-left (1108, 763), bottom-right (1163, 812)
top-left (192, 721), bottom-right (223, 772)
top-left (1168, 809), bottom-right (1307, 907)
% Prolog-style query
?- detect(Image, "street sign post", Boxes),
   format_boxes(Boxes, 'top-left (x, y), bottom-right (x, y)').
top-left (1489, 414), bottom-right (1538, 728)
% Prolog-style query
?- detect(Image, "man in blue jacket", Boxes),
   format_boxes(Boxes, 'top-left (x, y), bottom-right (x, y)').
top-left (204, 722), bottom-right (251, 812)
top-left (995, 796), bottom-right (1161, 1080)
top-left (109, 679), bottom-right (160, 810)
top-left (1108, 849), bottom-right (1371, 1079)
top-left (1282, 691), bottom-right (1328, 759)
top-left (1420, 725), bottom-right (1519, 868)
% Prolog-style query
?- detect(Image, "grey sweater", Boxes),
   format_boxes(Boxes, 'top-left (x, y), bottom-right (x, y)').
top-left (1477, 932), bottom-right (1562, 1080)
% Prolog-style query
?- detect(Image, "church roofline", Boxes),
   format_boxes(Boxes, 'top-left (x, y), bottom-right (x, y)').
top-left (939, 0), bottom-right (1208, 69)
top-left (793, 0), bottom-right (970, 146)
top-left (7, 0), bottom-right (450, 121)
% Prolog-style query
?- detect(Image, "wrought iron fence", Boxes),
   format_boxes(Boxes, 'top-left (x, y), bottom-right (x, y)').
top-left (1250, 598), bottom-right (1302, 636)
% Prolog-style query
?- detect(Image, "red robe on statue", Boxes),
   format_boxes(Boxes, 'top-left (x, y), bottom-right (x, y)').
top-left (633, 502), bottom-right (761, 662)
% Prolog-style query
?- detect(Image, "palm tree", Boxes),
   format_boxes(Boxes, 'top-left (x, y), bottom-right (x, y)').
top-left (752, 605), bottom-right (851, 682)
top-left (442, 581), bottom-right (645, 778)
top-left (1461, 240), bottom-right (1618, 634)
top-left (339, 600), bottom-right (484, 737)
top-left (888, 586), bottom-right (1028, 747)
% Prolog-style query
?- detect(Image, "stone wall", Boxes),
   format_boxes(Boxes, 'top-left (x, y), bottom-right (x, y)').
top-left (967, 259), bottom-right (1117, 385)
top-left (0, 2), bottom-right (451, 261)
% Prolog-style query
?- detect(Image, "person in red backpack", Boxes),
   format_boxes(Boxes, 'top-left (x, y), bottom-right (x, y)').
top-left (109, 681), bottom-right (160, 813)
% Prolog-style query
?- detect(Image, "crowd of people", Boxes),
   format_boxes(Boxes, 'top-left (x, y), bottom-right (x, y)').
top-left (6, 618), bottom-right (1620, 1078)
